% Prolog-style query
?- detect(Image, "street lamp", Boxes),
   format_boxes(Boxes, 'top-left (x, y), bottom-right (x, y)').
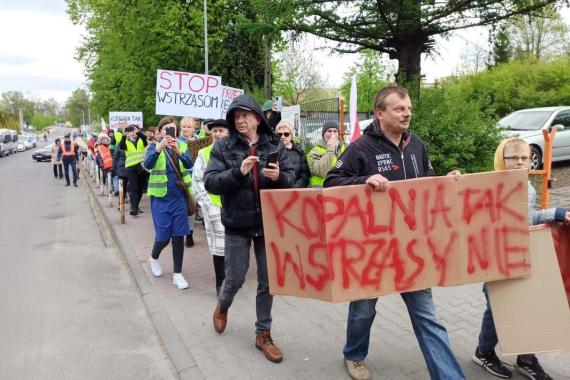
top-left (78, 109), bottom-right (85, 126)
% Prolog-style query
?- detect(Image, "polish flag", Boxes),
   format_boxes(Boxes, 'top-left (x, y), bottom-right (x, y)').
top-left (350, 75), bottom-right (360, 143)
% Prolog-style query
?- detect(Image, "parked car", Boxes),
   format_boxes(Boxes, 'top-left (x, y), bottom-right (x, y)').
top-left (498, 107), bottom-right (570, 169)
top-left (0, 129), bottom-right (16, 156)
top-left (32, 145), bottom-right (52, 162)
top-left (16, 140), bottom-right (26, 152)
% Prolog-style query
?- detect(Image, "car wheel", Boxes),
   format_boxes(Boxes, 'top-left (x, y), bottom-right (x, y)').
top-left (530, 145), bottom-right (542, 170)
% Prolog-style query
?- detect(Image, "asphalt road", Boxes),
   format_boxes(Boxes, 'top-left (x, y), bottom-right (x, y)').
top-left (0, 128), bottom-right (176, 379)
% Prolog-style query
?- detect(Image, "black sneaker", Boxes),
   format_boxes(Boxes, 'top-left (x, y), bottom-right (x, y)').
top-left (186, 234), bottom-right (194, 247)
top-left (516, 356), bottom-right (552, 380)
top-left (472, 348), bottom-right (512, 378)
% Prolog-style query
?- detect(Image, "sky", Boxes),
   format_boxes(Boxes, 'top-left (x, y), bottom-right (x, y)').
top-left (0, 1), bottom-right (569, 105)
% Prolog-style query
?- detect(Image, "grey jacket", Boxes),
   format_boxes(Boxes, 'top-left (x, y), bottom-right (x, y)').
top-left (528, 182), bottom-right (567, 225)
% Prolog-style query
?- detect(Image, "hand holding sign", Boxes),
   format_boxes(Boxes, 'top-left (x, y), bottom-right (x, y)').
top-left (366, 174), bottom-right (389, 192)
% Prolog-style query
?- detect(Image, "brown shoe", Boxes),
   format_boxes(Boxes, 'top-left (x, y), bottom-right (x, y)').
top-left (255, 331), bottom-right (283, 363)
top-left (213, 303), bottom-right (227, 334)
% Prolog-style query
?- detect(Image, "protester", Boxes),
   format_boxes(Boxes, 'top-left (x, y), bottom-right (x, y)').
top-left (145, 116), bottom-right (193, 290)
top-left (51, 138), bottom-right (63, 179)
top-left (276, 120), bottom-right (309, 188)
top-left (472, 137), bottom-right (570, 380)
top-left (261, 99), bottom-right (282, 132)
top-left (307, 120), bottom-right (346, 187)
top-left (95, 133), bottom-right (113, 188)
top-left (119, 124), bottom-right (147, 216)
top-left (324, 85), bottom-right (465, 380)
top-left (204, 95), bottom-right (294, 363)
top-left (178, 117), bottom-right (199, 247)
top-left (192, 119), bottom-right (229, 295)
top-left (198, 118), bottom-right (214, 139)
top-left (145, 127), bottom-right (156, 143)
top-left (57, 133), bottom-right (80, 187)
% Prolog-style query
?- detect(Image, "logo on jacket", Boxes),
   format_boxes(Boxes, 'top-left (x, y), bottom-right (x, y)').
top-left (335, 160), bottom-right (343, 169)
top-left (376, 153), bottom-right (394, 173)
top-left (391, 164), bottom-right (400, 171)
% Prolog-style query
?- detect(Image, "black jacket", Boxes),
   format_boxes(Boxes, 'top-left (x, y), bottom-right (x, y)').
top-left (324, 119), bottom-right (434, 187)
top-left (112, 147), bottom-right (127, 178)
top-left (287, 144), bottom-right (310, 188)
top-left (267, 111), bottom-right (282, 132)
top-left (204, 95), bottom-right (295, 235)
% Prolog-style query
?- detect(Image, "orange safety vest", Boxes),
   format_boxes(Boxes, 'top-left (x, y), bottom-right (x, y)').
top-left (61, 142), bottom-right (75, 157)
top-left (98, 145), bottom-right (113, 170)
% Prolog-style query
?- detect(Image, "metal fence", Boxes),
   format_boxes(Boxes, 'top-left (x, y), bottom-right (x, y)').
top-left (299, 98), bottom-right (342, 152)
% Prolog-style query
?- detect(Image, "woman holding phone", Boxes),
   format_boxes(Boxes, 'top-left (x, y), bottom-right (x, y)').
top-left (144, 116), bottom-right (194, 290)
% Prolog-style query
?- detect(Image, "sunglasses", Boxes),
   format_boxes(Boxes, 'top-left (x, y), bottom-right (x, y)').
top-left (277, 132), bottom-right (291, 137)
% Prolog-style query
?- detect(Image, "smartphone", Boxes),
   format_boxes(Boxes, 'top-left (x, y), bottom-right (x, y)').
top-left (273, 96), bottom-right (283, 111)
top-left (165, 126), bottom-right (176, 138)
top-left (265, 151), bottom-right (279, 168)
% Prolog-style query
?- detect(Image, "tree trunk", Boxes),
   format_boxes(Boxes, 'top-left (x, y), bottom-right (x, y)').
top-left (264, 36), bottom-right (272, 99)
top-left (394, 41), bottom-right (423, 101)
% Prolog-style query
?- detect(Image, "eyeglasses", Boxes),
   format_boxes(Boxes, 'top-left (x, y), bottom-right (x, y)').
top-left (277, 132), bottom-right (291, 137)
top-left (504, 156), bottom-right (530, 162)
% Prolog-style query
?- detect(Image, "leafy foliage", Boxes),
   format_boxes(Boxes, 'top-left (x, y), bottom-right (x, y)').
top-left (284, 0), bottom-right (568, 96)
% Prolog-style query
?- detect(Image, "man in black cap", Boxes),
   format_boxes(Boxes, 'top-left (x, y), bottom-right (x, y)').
top-left (57, 133), bottom-right (79, 187)
top-left (204, 95), bottom-right (294, 363)
top-left (306, 120), bottom-right (346, 187)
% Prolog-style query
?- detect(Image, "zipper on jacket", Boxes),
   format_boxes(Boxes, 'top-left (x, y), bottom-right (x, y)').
top-left (400, 150), bottom-right (407, 180)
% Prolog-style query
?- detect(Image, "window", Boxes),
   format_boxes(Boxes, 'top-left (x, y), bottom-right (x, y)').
top-left (551, 110), bottom-right (570, 128)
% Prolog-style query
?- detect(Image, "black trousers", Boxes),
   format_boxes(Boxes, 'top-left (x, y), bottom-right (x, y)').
top-left (53, 163), bottom-right (63, 178)
top-left (126, 167), bottom-right (145, 211)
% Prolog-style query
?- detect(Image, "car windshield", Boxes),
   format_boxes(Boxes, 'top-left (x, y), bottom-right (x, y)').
top-left (498, 110), bottom-right (553, 131)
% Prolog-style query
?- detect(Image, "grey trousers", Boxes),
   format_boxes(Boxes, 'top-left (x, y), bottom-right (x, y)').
top-left (218, 233), bottom-right (272, 334)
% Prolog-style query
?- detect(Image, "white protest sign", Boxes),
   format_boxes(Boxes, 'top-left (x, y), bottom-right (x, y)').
top-left (220, 86), bottom-right (244, 118)
top-left (281, 105), bottom-right (301, 131)
top-left (109, 112), bottom-right (143, 130)
top-left (156, 69), bottom-right (223, 119)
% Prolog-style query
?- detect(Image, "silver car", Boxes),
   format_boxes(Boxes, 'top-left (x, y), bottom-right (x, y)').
top-left (498, 107), bottom-right (570, 169)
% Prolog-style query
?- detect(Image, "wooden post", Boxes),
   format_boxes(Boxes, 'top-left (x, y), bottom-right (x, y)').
top-left (107, 172), bottom-right (113, 207)
top-left (119, 178), bottom-right (125, 224)
top-left (339, 98), bottom-right (345, 141)
top-left (528, 128), bottom-right (556, 209)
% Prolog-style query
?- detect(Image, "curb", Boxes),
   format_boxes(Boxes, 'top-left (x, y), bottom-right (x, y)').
top-left (81, 172), bottom-right (204, 380)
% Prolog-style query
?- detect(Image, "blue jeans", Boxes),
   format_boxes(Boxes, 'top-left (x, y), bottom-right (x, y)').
top-left (112, 175), bottom-right (119, 192)
top-left (218, 233), bottom-right (272, 334)
top-left (343, 289), bottom-right (465, 380)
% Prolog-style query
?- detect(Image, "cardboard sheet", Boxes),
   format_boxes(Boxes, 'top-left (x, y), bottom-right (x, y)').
top-left (551, 224), bottom-right (570, 308)
top-left (487, 227), bottom-right (570, 355)
top-left (261, 170), bottom-right (530, 302)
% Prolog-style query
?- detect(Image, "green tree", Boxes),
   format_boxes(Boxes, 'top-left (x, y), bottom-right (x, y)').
top-left (272, 38), bottom-right (326, 104)
top-left (67, 0), bottom-right (267, 127)
top-left (65, 88), bottom-right (90, 127)
top-left (339, 50), bottom-right (392, 113)
top-left (491, 25), bottom-right (513, 65)
top-left (285, 0), bottom-right (567, 98)
top-left (507, 5), bottom-right (570, 60)
top-left (0, 91), bottom-right (34, 125)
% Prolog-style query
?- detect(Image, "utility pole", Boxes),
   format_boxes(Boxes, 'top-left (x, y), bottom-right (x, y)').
top-left (18, 108), bottom-right (24, 132)
top-left (204, 0), bottom-right (208, 75)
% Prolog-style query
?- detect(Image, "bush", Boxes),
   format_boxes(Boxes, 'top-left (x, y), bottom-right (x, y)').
top-left (412, 85), bottom-right (501, 175)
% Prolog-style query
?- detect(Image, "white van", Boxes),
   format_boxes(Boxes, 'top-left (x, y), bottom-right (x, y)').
top-left (0, 129), bottom-right (15, 157)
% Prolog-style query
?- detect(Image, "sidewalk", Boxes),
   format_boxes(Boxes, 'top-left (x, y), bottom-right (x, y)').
top-left (85, 176), bottom-right (570, 380)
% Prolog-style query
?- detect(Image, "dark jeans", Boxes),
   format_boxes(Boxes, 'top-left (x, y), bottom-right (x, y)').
top-left (218, 233), bottom-right (272, 334)
top-left (62, 158), bottom-right (77, 185)
top-left (126, 168), bottom-right (145, 211)
top-left (53, 163), bottom-right (63, 178)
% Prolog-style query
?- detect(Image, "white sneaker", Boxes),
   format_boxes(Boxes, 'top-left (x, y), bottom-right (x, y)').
top-left (150, 258), bottom-right (162, 277)
top-left (172, 273), bottom-right (189, 289)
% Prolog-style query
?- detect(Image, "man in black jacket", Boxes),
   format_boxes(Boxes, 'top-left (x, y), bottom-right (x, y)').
top-left (325, 86), bottom-right (464, 380)
top-left (205, 95), bottom-right (294, 364)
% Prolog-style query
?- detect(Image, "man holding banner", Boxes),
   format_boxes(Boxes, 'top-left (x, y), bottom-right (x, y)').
top-left (324, 86), bottom-right (465, 380)
top-left (204, 95), bottom-right (294, 364)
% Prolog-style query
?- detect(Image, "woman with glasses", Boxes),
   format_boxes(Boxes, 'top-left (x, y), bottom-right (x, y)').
top-left (276, 121), bottom-right (309, 188)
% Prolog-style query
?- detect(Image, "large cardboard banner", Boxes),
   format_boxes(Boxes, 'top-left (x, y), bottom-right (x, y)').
top-left (260, 170), bottom-right (530, 302)
top-left (156, 69), bottom-right (223, 119)
top-left (551, 224), bottom-right (570, 307)
top-left (220, 86), bottom-right (244, 119)
top-left (109, 112), bottom-right (143, 130)
top-left (488, 226), bottom-right (570, 355)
